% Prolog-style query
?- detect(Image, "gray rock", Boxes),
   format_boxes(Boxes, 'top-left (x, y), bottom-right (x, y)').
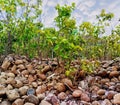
top-left (6, 89), bottom-right (20, 101)
top-left (24, 95), bottom-right (39, 105)
top-left (101, 99), bottom-right (112, 105)
top-left (12, 99), bottom-right (24, 105)
top-left (0, 100), bottom-right (11, 105)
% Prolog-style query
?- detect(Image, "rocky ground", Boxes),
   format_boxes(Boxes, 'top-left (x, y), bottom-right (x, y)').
top-left (0, 55), bottom-right (120, 105)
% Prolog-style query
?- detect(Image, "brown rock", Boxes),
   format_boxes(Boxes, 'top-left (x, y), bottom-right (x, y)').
top-left (81, 93), bottom-right (90, 102)
top-left (0, 85), bottom-right (6, 96)
top-left (62, 78), bottom-right (73, 88)
top-left (24, 95), bottom-right (39, 105)
top-left (26, 64), bottom-right (33, 71)
top-left (58, 92), bottom-right (67, 100)
top-left (12, 99), bottom-right (24, 105)
top-left (36, 85), bottom-right (47, 95)
top-left (72, 90), bottom-right (82, 98)
top-left (21, 70), bottom-right (29, 76)
top-left (55, 83), bottom-right (66, 92)
top-left (17, 64), bottom-right (25, 70)
top-left (37, 73), bottom-right (46, 81)
top-left (97, 89), bottom-right (105, 95)
top-left (11, 65), bottom-right (17, 74)
top-left (92, 101), bottom-right (100, 105)
top-left (15, 60), bottom-right (23, 65)
top-left (14, 80), bottom-right (23, 88)
top-left (28, 75), bottom-right (35, 83)
top-left (41, 65), bottom-right (51, 73)
top-left (113, 93), bottom-right (120, 104)
top-left (40, 100), bottom-right (52, 105)
top-left (98, 69), bottom-right (107, 77)
top-left (32, 82), bottom-right (38, 88)
top-left (109, 71), bottom-right (119, 77)
top-left (19, 86), bottom-right (29, 95)
top-left (24, 103), bottom-right (35, 105)
top-left (37, 93), bottom-right (45, 100)
top-left (6, 77), bottom-right (16, 85)
top-left (1, 60), bottom-right (11, 70)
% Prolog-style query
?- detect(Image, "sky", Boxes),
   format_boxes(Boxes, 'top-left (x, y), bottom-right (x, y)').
top-left (41, 0), bottom-right (120, 29)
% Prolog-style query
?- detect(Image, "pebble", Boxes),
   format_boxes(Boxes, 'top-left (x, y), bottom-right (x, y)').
top-left (81, 93), bottom-right (90, 102)
top-left (113, 93), bottom-right (120, 104)
top-left (109, 71), bottom-right (119, 77)
top-left (24, 95), bottom-right (39, 105)
top-left (36, 85), bottom-right (47, 95)
top-left (0, 100), bottom-right (11, 105)
top-left (72, 90), bottom-right (82, 98)
top-left (55, 83), bottom-right (66, 92)
top-left (19, 86), bottom-right (29, 95)
top-left (58, 92), bottom-right (67, 100)
top-left (97, 89), bottom-right (105, 95)
top-left (12, 98), bottom-right (24, 105)
top-left (0, 85), bottom-right (6, 96)
top-left (6, 89), bottom-right (20, 101)
top-left (92, 101), bottom-right (100, 105)
top-left (101, 99), bottom-right (112, 105)
top-left (40, 100), bottom-right (52, 105)
top-left (24, 103), bottom-right (35, 105)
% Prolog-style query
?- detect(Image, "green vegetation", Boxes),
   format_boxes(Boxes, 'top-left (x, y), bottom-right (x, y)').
top-left (0, 1), bottom-right (120, 72)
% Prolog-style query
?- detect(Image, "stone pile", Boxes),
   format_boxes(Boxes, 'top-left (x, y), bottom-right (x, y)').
top-left (0, 55), bottom-right (120, 105)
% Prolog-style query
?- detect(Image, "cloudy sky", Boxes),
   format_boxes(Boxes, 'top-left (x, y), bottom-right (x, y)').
top-left (41, 0), bottom-right (120, 28)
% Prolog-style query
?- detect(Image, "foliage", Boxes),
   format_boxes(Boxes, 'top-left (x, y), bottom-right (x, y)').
top-left (0, 1), bottom-right (120, 72)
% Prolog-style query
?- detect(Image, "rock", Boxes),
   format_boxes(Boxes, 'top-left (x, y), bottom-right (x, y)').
top-left (98, 69), bottom-right (108, 77)
top-left (15, 60), bottom-right (23, 65)
top-left (11, 65), bottom-right (17, 74)
top-left (37, 93), bottom-right (45, 100)
top-left (97, 89), bottom-right (105, 95)
top-left (113, 93), bottom-right (120, 104)
top-left (55, 83), bottom-right (66, 92)
top-left (115, 83), bottom-right (120, 92)
top-left (37, 73), bottom-right (46, 81)
top-left (36, 85), bottom-right (47, 95)
top-left (21, 70), bottom-right (29, 76)
top-left (6, 89), bottom-right (20, 101)
top-left (101, 99), bottom-right (112, 105)
top-left (6, 84), bottom-right (13, 90)
top-left (72, 90), bottom-right (82, 98)
top-left (1, 60), bottom-right (11, 70)
top-left (0, 85), bottom-right (6, 96)
top-left (17, 64), bottom-right (25, 70)
top-left (7, 73), bottom-right (15, 78)
top-left (14, 80), bottom-right (23, 88)
top-left (92, 101), bottom-right (100, 105)
top-left (6, 77), bottom-right (16, 85)
top-left (62, 78), bottom-right (73, 88)
top-left (28, 75), bottom-right (35, 83)
top-left (32, 82), bottom-right (38, 88)
top-left (12, 99), bottom-right (24, 105)
top-left (45, 93), bottom-right (59, 105)
top-left (109, 71), bottom-right (119, 77)
top-left (40, 100), bottom-right (52, 105)
top-left (58, 92), bottom-right (67, 100)
top-left (26, 64), bottom-right (33, 71)
top-left (19, 86), bottom-right (29, 95)
top-left (27, 88), bottom-right (35, 95)
top-left (0, 100), bottom-right (11, 105)
top-left (24, 95), bottom-right (39, 105)
top-left (81, 93), bottom-right (90, 102)
top-left (24, 103), bottom-right (35, 105)
top-left (41, 65), bottom-right (51, 73)
top-left (106, 91), bottom-right (116, 99)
